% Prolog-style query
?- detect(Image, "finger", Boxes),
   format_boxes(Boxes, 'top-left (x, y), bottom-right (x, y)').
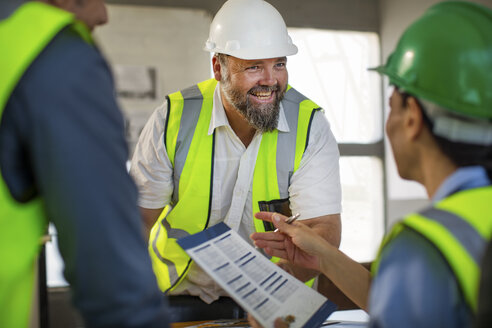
top-left (253, 239), bottom-right (286, 250)
top-left (247, 313), bottom-right (263, 328)
top-left (274, 317), bottom-right (290, 328)
top-left (250, 231), bottom-right (286, 242)
top-left (255, 211), bottom-right (288, 223)
top-left (284, 236), bottom-right (297, 255)
top-left (271, 213), bottom-right (298, 235)
top-left (263, 247), bottom-right (289, 259)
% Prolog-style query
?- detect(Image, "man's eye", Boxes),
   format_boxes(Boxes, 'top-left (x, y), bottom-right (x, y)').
top-left (276, 63), bottom-right (286, 68)
top-left (247, 66), bottom-right (260, 71)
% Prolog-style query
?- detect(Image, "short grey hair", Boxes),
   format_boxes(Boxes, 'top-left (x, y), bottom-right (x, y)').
top-left (214, 53), bottom-right (230, 78)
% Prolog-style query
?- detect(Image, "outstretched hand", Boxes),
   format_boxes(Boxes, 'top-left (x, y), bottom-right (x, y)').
top-left (250, 212), bottom-right (331, 271)
top-left (252, 212), bottom-right (372, 311)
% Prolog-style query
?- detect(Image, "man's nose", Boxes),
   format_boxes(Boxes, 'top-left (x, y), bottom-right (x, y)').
top-left (258, 67), bottom-right (276, 86)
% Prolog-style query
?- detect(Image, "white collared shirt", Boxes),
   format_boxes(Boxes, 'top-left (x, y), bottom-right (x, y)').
top-left (130, 82), bottom-right (341, 303)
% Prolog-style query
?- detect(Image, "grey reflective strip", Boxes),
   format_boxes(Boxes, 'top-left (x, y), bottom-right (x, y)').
top-left (419, 207), bottom-right (486, 263)
top-left (161, 218), bottom-right (191, 239)
top-left (151, 217), bottom-right (191, 288)
top-left (171, 85), bottom-right (204, 204)
top-left (151, 222), bottom-right (178, 285)
top-left (276, 88), bottom-right (306, 198)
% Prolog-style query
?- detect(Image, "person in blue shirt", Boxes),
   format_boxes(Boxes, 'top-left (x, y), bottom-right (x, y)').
top-left (0, 0), bottom-right (168, 327)
top-left (249, 2), bottom-right (492, 327)
top-left (476, 240), bottom-right (492, 327)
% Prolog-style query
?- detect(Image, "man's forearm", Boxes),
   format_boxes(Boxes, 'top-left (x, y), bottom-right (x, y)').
top-left (140, 207), bottom-right (164, 239)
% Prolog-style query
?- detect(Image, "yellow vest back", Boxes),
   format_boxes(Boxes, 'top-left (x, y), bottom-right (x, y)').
top-left (372, 186), bottom-right (492, 313)
top-left (0, 4), bottom-right (91, 327)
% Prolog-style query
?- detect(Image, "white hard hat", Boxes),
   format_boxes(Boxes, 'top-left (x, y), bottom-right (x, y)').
top-left (204, 0), bottom-right (298, 60)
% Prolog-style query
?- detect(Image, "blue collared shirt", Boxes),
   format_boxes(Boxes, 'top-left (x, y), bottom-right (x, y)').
top-left (433, 166), bottom-right (490, 202)
top-left (368, 166), bottom-right (490, 328)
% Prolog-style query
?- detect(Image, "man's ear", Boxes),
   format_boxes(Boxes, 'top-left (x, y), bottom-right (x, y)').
top-left (212, 56), bottom-right (222, 81)
top-left (405, 97), bottom-right (425, 141)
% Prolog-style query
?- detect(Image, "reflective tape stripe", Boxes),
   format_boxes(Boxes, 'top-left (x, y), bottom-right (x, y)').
top-left (276, 88), bottom-right (303, 198)
top-left (151, 221), bottom-right (178, 286)
top-left (172, 85), bottom-right (203, 204)
top-left (305, 107), bottom-right (320, 152)
top-left (419, 207), bottom-right (486, 263)
top-left (152, 215), bottom-right (192, 286)
top-left (373, 188), bottom-right (492, 312)
top-left (165, 92), bottom-right (184, 168)
top-left (162, 218), bottom-right (191, 240)
top-left (284, 87), bottom-right (308, 106)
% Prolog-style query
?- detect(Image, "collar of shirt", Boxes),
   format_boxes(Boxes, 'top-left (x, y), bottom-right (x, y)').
top-left (432, 166), bottom-right (491, 203)
top-left (208, 82), bottom-right (290, 135)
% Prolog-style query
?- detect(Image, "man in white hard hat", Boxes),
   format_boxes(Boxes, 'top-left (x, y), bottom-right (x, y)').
top-left (130, 0), bottom-right (342, 321)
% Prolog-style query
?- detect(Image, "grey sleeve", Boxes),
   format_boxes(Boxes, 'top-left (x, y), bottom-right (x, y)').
top-left (368, 228), bottom-right (471, 328)
top-left (7, 29), bottom-right (168, 327)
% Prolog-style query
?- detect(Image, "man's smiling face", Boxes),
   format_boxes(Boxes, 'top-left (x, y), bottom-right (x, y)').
top-left (218, 55), bottom-right (288, 132)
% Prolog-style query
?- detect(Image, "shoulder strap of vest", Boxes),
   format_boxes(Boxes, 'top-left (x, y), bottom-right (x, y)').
top-left (151, 80), bottom-right (216, 291)
top-left (372, 186), bottom-right (492, 312)
top-left (164, 78), bottom-right (217, 168)
top-left (406, 187), bottom-right (492, 263)
top-left (0, 2), bottom-right (92, 115)
top-left (275, 85), bottom-right (321, 195)
top-left (284, 85), bottom-right (322, 171)
top-left (252, 86), bottom-right (321, 233)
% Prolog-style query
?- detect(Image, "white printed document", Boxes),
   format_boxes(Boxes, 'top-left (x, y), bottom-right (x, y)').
top-left (177, 223), bottom-right (337, 328)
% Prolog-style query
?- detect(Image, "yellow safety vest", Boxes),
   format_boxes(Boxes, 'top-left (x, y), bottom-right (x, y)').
top-left (0, 3), bottom-right (92, 327)
top-left (372, 186), bottom-right (492, 313)
top-left (149, 78), bottom-right (321, 292)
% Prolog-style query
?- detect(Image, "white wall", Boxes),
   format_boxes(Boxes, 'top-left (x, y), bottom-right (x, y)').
top-left (93, 4), bottom-right (213, 155)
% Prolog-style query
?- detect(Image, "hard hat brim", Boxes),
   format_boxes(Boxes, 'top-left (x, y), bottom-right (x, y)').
top-left (205, 44), bottom-right (298, 60)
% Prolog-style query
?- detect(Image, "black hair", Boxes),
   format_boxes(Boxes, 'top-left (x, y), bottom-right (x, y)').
top-left (399, 88), bottom-right (492, 180)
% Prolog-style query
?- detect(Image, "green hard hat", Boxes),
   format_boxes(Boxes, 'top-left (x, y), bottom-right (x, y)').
top-left (372, 1), bottom-right (492, 120)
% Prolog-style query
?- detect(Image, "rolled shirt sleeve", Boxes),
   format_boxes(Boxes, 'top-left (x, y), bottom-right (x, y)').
top-left (289, 110), bottom-right (342, 220)
top-left (130, 101), bottom-right (174, 209)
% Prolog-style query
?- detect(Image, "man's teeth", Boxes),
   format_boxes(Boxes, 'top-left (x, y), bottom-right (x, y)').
top-left (253, 91), bottom-right (272, 98)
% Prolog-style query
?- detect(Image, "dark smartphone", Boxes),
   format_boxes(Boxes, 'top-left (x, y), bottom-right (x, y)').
top-left (257, 198), bottom-right (292, 231)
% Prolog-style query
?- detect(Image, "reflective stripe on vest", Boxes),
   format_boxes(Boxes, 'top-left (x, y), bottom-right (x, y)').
top-left (149, 79), bottom-right (320, 292)
top-left (371, 186), bottom-right (492, 313)
top-left (0, 3), bottom-right (92, 327)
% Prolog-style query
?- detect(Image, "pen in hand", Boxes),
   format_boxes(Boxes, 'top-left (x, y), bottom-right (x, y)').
top-left (274, 213), bottom-right (300, 232)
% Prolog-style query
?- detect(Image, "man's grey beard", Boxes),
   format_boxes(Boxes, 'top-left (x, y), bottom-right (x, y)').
top-left (221, 76), bottom-right (286, 132)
